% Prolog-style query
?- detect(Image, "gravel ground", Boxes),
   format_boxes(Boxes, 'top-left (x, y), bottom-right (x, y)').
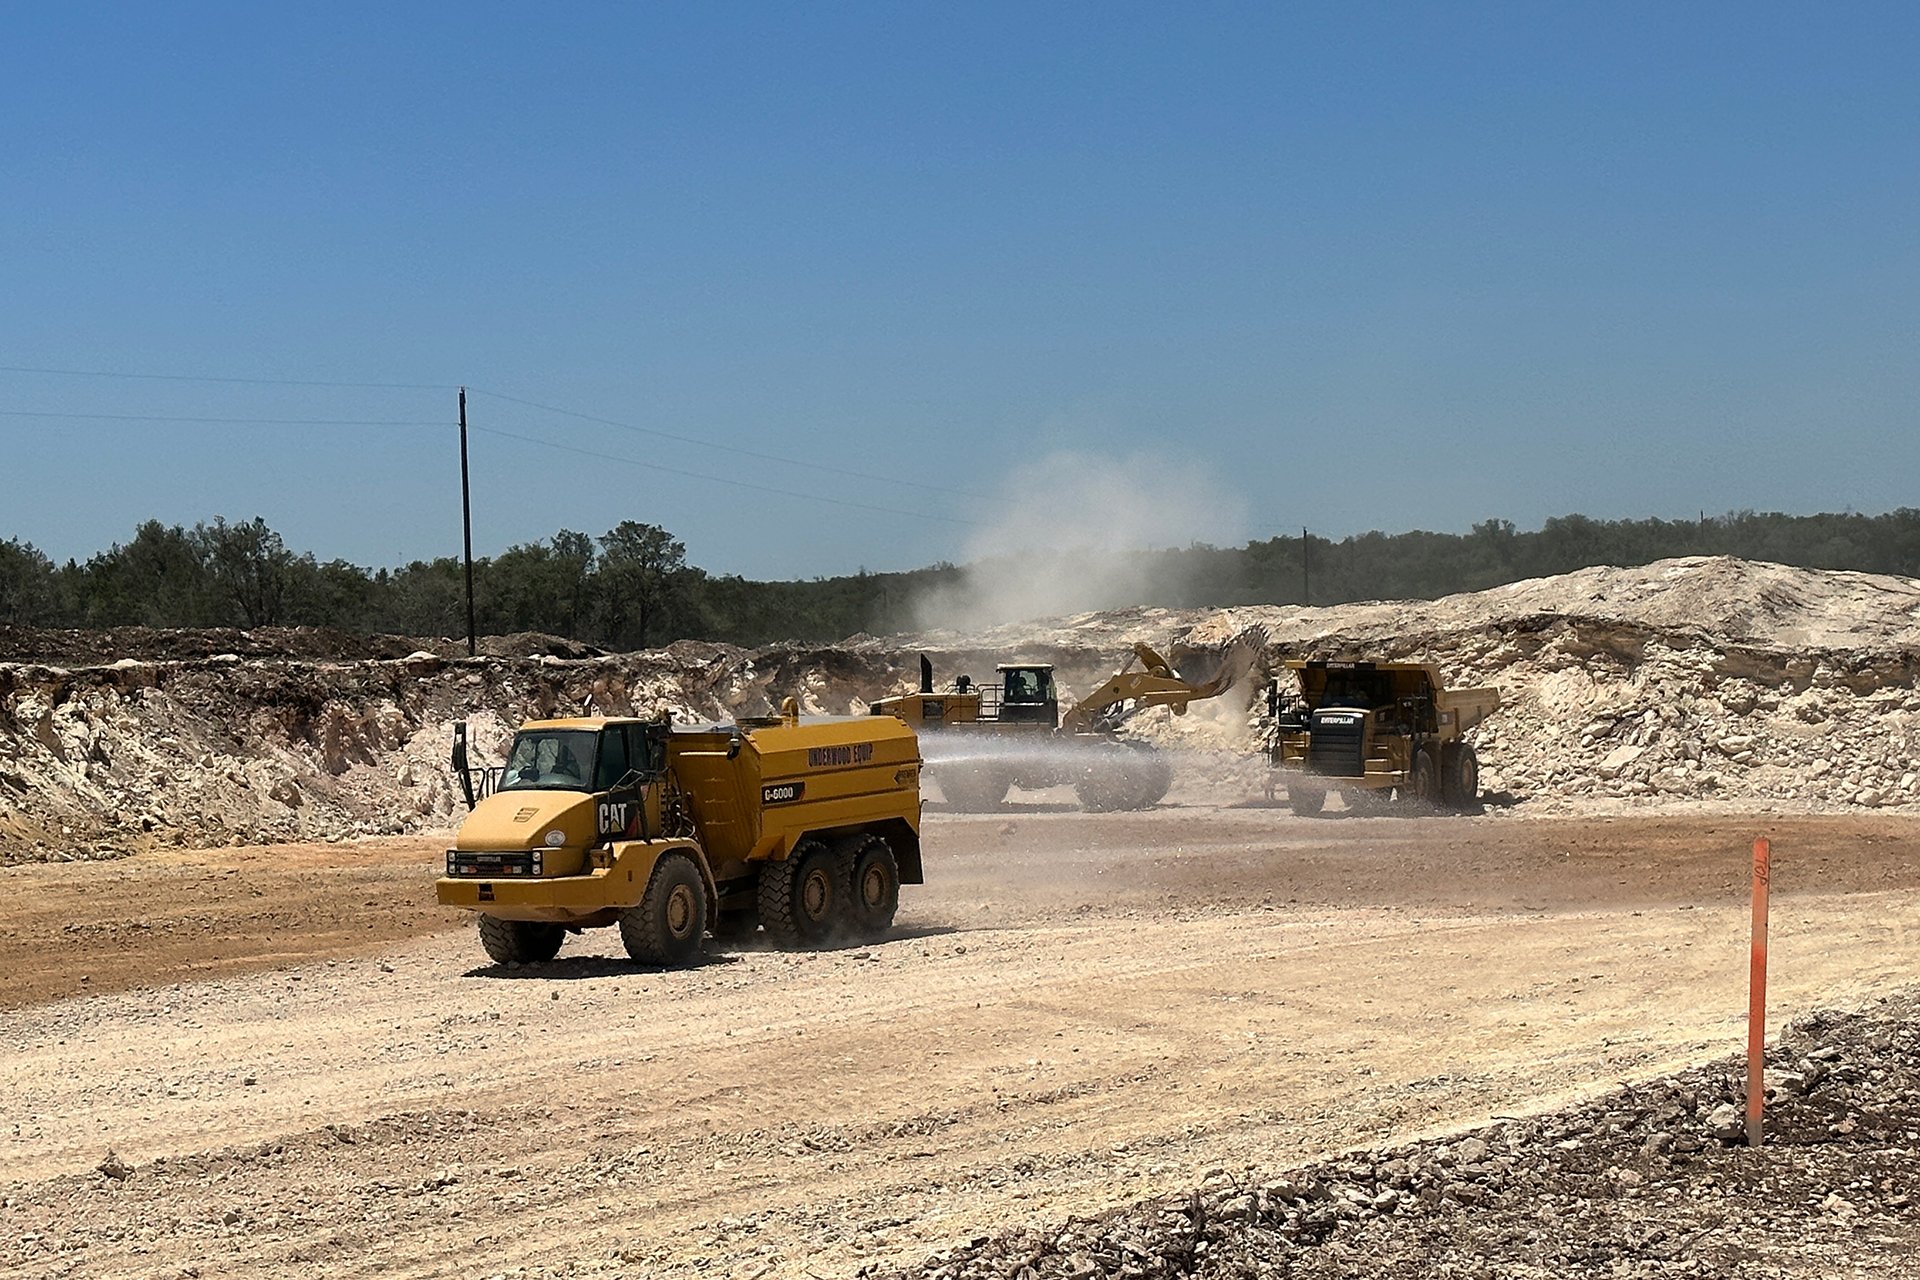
top-left (3, 805), bottom-right (1918, 1279)
top-left (879, 994), bottom-right (1920, 1280)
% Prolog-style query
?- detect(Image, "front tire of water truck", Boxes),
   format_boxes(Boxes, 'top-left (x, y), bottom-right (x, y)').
top-left (477, 915), bottom-right (565, 965)
top-left (619, 853), bottom-right (708, 967)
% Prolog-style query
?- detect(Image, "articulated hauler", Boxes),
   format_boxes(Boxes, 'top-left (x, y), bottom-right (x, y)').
top-left (436, 705), bottom-right (923, 967)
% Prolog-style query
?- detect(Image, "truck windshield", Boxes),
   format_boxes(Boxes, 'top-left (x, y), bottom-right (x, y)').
top-left (499, 730), bottom-right (599, 792)
top-left (1003, 669), bottom-right (1051, 703)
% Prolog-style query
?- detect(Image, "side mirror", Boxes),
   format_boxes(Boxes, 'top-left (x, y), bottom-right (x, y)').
top-left (725, 731), bottom-right (743, 760)
top-left (451, 721), bottom-right (477, 811)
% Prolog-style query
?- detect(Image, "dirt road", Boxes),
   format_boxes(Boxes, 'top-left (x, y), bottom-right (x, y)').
top-left (4, 804), bottom-right (1918, 1279)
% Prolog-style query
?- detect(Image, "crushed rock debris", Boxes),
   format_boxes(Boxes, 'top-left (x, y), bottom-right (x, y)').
top-left (873, 992), bottom-right (1920, 1280)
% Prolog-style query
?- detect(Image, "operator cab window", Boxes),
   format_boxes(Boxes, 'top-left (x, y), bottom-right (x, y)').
top-left (1004, 669), bottom-right (1051, 704)
top-left (625, 725), bottom-right (672, 775)
top-left (625, 723), bottom-right (668, 776)
top-left (594, 726), bottom-right (630, 791)
top-left (500, 729), bottom-right (599, 791)
top-left (1319, 676), bottom-right (1377, 711)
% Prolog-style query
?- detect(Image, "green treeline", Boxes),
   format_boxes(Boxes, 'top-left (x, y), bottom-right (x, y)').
top-left (2, 509), bottom-right (1918, 647)
top-left (0, 517), bottom-right (948, 647)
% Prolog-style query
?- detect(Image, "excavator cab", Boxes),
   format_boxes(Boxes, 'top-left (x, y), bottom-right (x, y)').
top-left (993, 664), bottom-right (1059, 725)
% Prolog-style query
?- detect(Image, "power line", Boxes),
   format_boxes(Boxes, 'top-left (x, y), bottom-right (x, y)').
top-left (469, 386), bottom-right (1005, 504)
top-left (0, 409), bottom-right (446, 427)
top-left (472, 424), bottom-right (980, 528)
top-left (0, 363), bottom-right (453, 391)
top-left (0, 361), bottom-right (993, 516)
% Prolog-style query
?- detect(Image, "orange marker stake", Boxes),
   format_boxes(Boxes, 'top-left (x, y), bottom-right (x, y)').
top-left (1747, 836), bottom-right (1771, 1149)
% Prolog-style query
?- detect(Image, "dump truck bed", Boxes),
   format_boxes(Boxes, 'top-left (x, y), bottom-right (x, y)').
top-left (1437, 687), bottom-right (1501, 734)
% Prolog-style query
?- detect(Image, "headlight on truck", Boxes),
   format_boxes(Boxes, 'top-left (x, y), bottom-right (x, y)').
top-left (445, 851), bottom-right (457, 876)
top-left (543, 829), bottom-right (565, 848)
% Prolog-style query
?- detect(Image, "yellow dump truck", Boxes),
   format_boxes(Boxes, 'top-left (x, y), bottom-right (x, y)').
top-left (436, 705), bottom-right (923, 967)
top-left (1268, 659), bottom-right (1500, 816)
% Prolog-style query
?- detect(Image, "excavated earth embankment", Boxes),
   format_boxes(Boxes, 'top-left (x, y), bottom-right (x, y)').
top-left (4, 556), bottom-right (1920, 863)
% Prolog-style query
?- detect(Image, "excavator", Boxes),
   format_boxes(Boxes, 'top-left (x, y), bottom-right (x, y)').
top-left (870, 634), bottom-right (1261, 811)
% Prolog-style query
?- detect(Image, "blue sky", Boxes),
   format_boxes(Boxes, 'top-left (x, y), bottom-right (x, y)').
top-left (4, 3), bottom-right (1917, 578)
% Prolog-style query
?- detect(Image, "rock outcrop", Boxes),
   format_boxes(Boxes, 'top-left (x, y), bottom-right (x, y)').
top-left (3, 556), bottom-right (1918, 861)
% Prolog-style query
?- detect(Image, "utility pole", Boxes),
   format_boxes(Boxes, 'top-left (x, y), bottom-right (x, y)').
top-left (1302, 526), bottom-right (1311, 607)
top-left (459, 387), bottom-right (477, 657)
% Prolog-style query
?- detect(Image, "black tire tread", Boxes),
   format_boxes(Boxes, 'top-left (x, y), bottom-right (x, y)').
top-left (757, 850), bottom-right (803, 946)
top-left (758, 837), bottom-right (844, 947)
top-left (477, 915), bottom-right (564, 965)
top-left (844, 833), bottom-right (900, 938)
top-left (940, 766), bottom-right (1010, 812)
top-left (1441, 742), bottom-right (1481, 812)
top-left (1406, 747), bottom-right (1442, 810)
top-left (1129, 750), bottom-right (1174, 809)
top-left (618, 853), bottom-right (707, 967)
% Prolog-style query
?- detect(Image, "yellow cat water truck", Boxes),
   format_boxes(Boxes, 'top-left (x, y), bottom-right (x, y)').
top-left (436, 703), bottom-right (923, 967)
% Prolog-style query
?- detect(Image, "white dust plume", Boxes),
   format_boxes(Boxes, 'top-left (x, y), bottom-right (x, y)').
top-left (911, 449), bottom-right (1249, 631)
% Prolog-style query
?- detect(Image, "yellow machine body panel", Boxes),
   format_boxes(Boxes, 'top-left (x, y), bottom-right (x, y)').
top-left (663, 715), bottom-right (923, 869)
top-left (870, 689), bottom-right (988, 729)
top-left (436, 837), bottom-right (704, 926)
top-left (1281, 660), bottom-right (1500, 734)
top-left (867, 637), bottom-right (1261, 813)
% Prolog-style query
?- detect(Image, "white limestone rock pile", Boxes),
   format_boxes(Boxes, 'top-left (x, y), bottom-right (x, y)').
top-left (3, 556), bottom-right (1918, 860)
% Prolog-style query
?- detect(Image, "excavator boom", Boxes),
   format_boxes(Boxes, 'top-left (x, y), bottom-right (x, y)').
top-left (1059, 638), bottom-right (1258, 733)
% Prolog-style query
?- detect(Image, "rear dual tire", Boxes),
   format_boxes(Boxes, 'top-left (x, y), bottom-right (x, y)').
top-left (939, 765), bottom-right (1011, 812)
top-left (1403, 743), bottom-right (1479, 812)
top-left (1441, 743), bottom-right (1481, 811)
top-left (758, 837), bottom-right (843, 947)
top-left (759, 833), bottom-right (901, 947)
top-left (843, 833), bottom-right (901, 937)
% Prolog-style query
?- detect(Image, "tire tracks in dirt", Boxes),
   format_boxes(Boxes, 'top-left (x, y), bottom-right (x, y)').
top-left (4, 809), bottom-right (1920, 1278)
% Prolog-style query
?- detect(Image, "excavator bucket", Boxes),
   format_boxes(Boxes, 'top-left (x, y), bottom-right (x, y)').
top-left (1167, 627), bottom-right (1268, 701)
